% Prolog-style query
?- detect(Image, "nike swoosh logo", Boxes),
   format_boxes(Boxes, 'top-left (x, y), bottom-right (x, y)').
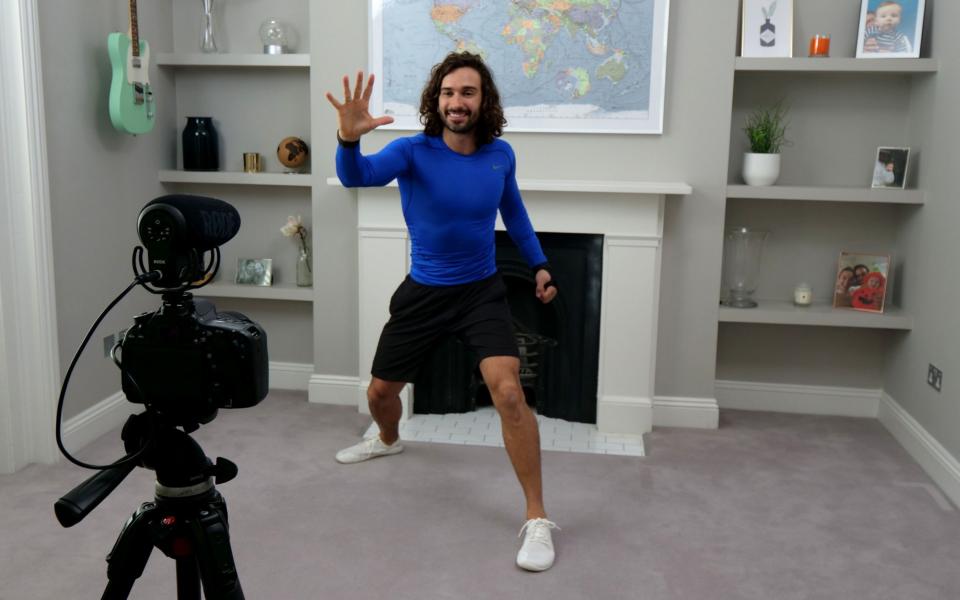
top-left (492, 164), bottom-right (505, 170)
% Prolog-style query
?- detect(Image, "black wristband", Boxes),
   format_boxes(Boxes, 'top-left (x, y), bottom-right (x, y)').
top-left (532, 262), bottom-right (557, 290)
top-left (531, 262), bottom-right (552, 276)
top-left (336, 131), bottom-right (360, 147)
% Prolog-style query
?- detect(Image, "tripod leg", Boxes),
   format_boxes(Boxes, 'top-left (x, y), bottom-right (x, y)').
top-left (191, 493), bottom-right (245, 600)
top-left (176, 557), bottom-right (202, 600)
top-left (101, 502), bottom-right (157, 600)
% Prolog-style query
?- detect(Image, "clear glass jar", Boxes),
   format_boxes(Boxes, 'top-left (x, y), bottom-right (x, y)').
top-left (296, 247), bottom-right (312, 287)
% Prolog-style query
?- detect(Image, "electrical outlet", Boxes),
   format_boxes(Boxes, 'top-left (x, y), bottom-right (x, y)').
top-left (103, 333), bottom-right (116, 359)
top-left (927, 364), bottom-right (943, 392)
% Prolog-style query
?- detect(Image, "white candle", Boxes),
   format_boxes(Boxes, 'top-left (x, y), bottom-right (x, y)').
top-left (794, 284), bottom-right (812, 306)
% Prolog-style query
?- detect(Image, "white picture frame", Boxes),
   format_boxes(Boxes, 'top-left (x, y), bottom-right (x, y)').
top-left (368, 0), bottom-right (671, 135)
top-left (740, 0), bottom-right (794, 58)
top-left (871, 146), bottom-right (910, 189)
top-left (236, 258), bottom-right (273, 286)
top-left (856, 0), bottom-right (925, 59)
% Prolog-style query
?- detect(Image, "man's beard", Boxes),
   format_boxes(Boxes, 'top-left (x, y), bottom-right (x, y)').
top-left (441, 110), bottom-right (478, 134)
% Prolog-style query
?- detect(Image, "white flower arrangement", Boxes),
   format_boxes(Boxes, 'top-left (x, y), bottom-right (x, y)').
top-left (281, 215), bottom-right (311, 270)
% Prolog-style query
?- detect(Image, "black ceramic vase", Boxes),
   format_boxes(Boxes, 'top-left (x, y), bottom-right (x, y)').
top-left (182, 116), bottom-right (219, 171)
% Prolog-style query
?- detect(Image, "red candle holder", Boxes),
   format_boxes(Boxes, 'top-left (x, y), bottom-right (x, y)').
top-left (809, 34), bottom-right (831, 57)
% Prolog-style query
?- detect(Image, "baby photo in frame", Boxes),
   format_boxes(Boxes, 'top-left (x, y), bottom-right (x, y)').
top-left (871, 146), bottom-right (910, 188)
top-left (856, 0), bottom-right (925, 58)
top-left (741, 0), bottom-right (794, 58)
top-left (833, 252), bottom-right (890, 313)
top-left (236, 258), bottom-right (273, 286)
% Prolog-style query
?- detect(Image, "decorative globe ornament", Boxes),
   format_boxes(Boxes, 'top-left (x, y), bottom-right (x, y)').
top-left (259, 18), bottom-right (289, 55)
top-left (277, 136), bottom-right (309, 172)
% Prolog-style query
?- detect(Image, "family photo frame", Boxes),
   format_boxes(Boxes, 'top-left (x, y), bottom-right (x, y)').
top-left (856, 0), bottom-right (925, 58)
top-left (833, 252), bottom-right (891, 313)
top-left (236, 258), bottom-right (273, 286)
top-left (872, 146), bottom-right (910, 189)
top-left (741, 0), bottom-right (794, 58)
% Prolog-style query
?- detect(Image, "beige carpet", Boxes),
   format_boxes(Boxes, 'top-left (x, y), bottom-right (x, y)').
top-left (2, 390), bottom-right (959, 599)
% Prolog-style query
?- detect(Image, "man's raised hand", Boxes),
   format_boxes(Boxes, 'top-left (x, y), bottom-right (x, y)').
top-left (325, 71), bottom-right (395, 142)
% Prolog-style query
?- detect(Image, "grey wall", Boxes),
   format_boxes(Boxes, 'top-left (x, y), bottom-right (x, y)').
top-left (887, 0), bottom-right (960, 458)
top-left (311, 0), bottom-right (740, 399)
top-left (39, 0), bottom-right (174, 420)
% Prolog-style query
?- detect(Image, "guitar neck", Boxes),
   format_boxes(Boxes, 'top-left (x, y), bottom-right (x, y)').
top-left (128, 0), bottom-right (140, 57)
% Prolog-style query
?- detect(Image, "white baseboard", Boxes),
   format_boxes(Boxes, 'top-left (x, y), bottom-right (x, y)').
top-left (715, 379), bottom-right (881, 418)
top-left (269, 361), bottom-right (314, 391)
top-left (61, 392), bottom-right (138, 454)
top-left (597, 395), bottom-right (653, 435)
top-left (653, 395), bottom-right (719, 429)
top-left (878, 392), bottom-right (960, 510)
top-left (309, 374), bottom-right (362, 406)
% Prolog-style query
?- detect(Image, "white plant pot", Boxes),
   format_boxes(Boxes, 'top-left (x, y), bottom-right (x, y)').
top-left (742, 152), bottom-right (781, 186)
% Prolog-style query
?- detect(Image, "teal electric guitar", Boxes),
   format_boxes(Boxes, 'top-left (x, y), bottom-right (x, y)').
top-left (108, 0), bottom-right (155, 135)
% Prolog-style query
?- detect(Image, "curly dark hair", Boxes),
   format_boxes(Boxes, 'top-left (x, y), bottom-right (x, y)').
top-left (419, 51), bottom-right (506, 146)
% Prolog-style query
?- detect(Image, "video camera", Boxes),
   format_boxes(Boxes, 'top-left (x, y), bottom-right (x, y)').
top-left (122, 195), bottom-right (269, 427)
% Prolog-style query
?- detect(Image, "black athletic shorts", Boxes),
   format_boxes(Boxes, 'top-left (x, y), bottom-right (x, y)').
top-left (371, 272), bottom-right (519, 382)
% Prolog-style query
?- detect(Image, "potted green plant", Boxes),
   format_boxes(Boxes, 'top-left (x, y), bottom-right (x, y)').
top-left (742, 101), bottom-right (789, 186)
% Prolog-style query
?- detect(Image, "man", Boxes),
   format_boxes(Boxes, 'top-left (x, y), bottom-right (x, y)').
top-left (325, 51), bottom-right (560, 572)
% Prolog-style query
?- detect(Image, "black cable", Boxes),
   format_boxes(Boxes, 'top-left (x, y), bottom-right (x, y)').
top-left (55, 271), bottom-right (161, 470)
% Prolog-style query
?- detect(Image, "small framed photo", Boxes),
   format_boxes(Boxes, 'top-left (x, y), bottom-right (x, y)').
top-left (833, 252), bottom-right (891, 313)
top-left (856, 0), bottom-right (925, 58)
top-left (236, 258), bottom-right (273, 286)
top-left (871, 146), bottom-right (910, 188)
top-left (741, 0), bottom-right (794, 58)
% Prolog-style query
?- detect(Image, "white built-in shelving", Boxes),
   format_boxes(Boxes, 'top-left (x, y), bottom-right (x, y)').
top-left (159, 40), bottom-right (314, 304)
top-left (195, 283), bottom-right (312, 302)
top-left (735, 57), bottom-right (938, 73)
top-left (726, 185), bottom-right (924, 205)
top-left (719, 301), bottom-right (912, 330)
top-left (156, 53), bottom-right (310, 68)
top-left (160, 170), bottom-right (313, 187)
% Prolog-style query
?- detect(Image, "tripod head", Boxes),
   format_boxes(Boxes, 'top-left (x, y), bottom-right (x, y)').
top-left (55, 412), bottom-right (237, 528)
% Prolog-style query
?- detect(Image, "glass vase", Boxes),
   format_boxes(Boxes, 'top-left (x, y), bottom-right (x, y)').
top-left (200, 0), bottom-right (218, 53)
top-left (721, 227), bottom-right (769, 308)
top-left (296, 247), bottom-right (312, 287)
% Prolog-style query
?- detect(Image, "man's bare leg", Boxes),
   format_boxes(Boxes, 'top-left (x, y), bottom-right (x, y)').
top-left (367, 377), bottom-right (406, 444)
top-left (479, 356), bottom-right (546, 520)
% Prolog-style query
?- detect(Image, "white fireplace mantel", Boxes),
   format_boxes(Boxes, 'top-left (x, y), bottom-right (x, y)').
top-left (327, 177), bottom-right (693, 435)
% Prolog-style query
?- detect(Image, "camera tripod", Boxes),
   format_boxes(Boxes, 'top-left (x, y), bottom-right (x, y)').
top-left (56, 413), bottom-right (245, 599)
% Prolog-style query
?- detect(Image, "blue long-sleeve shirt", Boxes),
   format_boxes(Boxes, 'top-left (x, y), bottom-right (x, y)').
top-left (336, 133), bottom-right (548, 286)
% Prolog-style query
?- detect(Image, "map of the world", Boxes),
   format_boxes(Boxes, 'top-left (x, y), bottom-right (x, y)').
top-left (370, 0), bottom-right (669, 134)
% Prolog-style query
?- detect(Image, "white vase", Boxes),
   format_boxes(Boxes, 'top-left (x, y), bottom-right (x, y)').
top-left (742, 152), bottom-right (781, 186)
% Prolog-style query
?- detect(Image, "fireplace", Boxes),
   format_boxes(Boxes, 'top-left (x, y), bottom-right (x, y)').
top-left (332, 177), bottom-right (692, 435)
top-left (413, 232), bottom-right (603, 423)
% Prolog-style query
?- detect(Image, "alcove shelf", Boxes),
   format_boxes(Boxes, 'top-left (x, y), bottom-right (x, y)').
top-left (734, 57), bottom-right (938, 73)
top-left (160, 170), bottom-right (313, 187)
top-left (195, 283), bottom-right (313, 302)
top-left (719, 300), bottom-right (912, 330)
top-left (726, 185), bottom-right (925, 204)
top-left (156, 53), bottom-right (310, 68)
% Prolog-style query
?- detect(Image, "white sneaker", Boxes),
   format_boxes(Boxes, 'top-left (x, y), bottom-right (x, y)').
top-left (516, 518), bottom-right (560, 572)
top-left (335, 436), bottom-right (404, 464)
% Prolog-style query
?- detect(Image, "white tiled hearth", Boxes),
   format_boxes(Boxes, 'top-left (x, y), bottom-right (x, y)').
top-left (327, 177), bottom-right (693, 436)
top-left (363, 407), bottom-right (645, 457)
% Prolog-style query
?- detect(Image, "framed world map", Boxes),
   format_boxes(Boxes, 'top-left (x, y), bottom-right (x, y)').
top-left (369, 0), bottom-right (671, 134)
